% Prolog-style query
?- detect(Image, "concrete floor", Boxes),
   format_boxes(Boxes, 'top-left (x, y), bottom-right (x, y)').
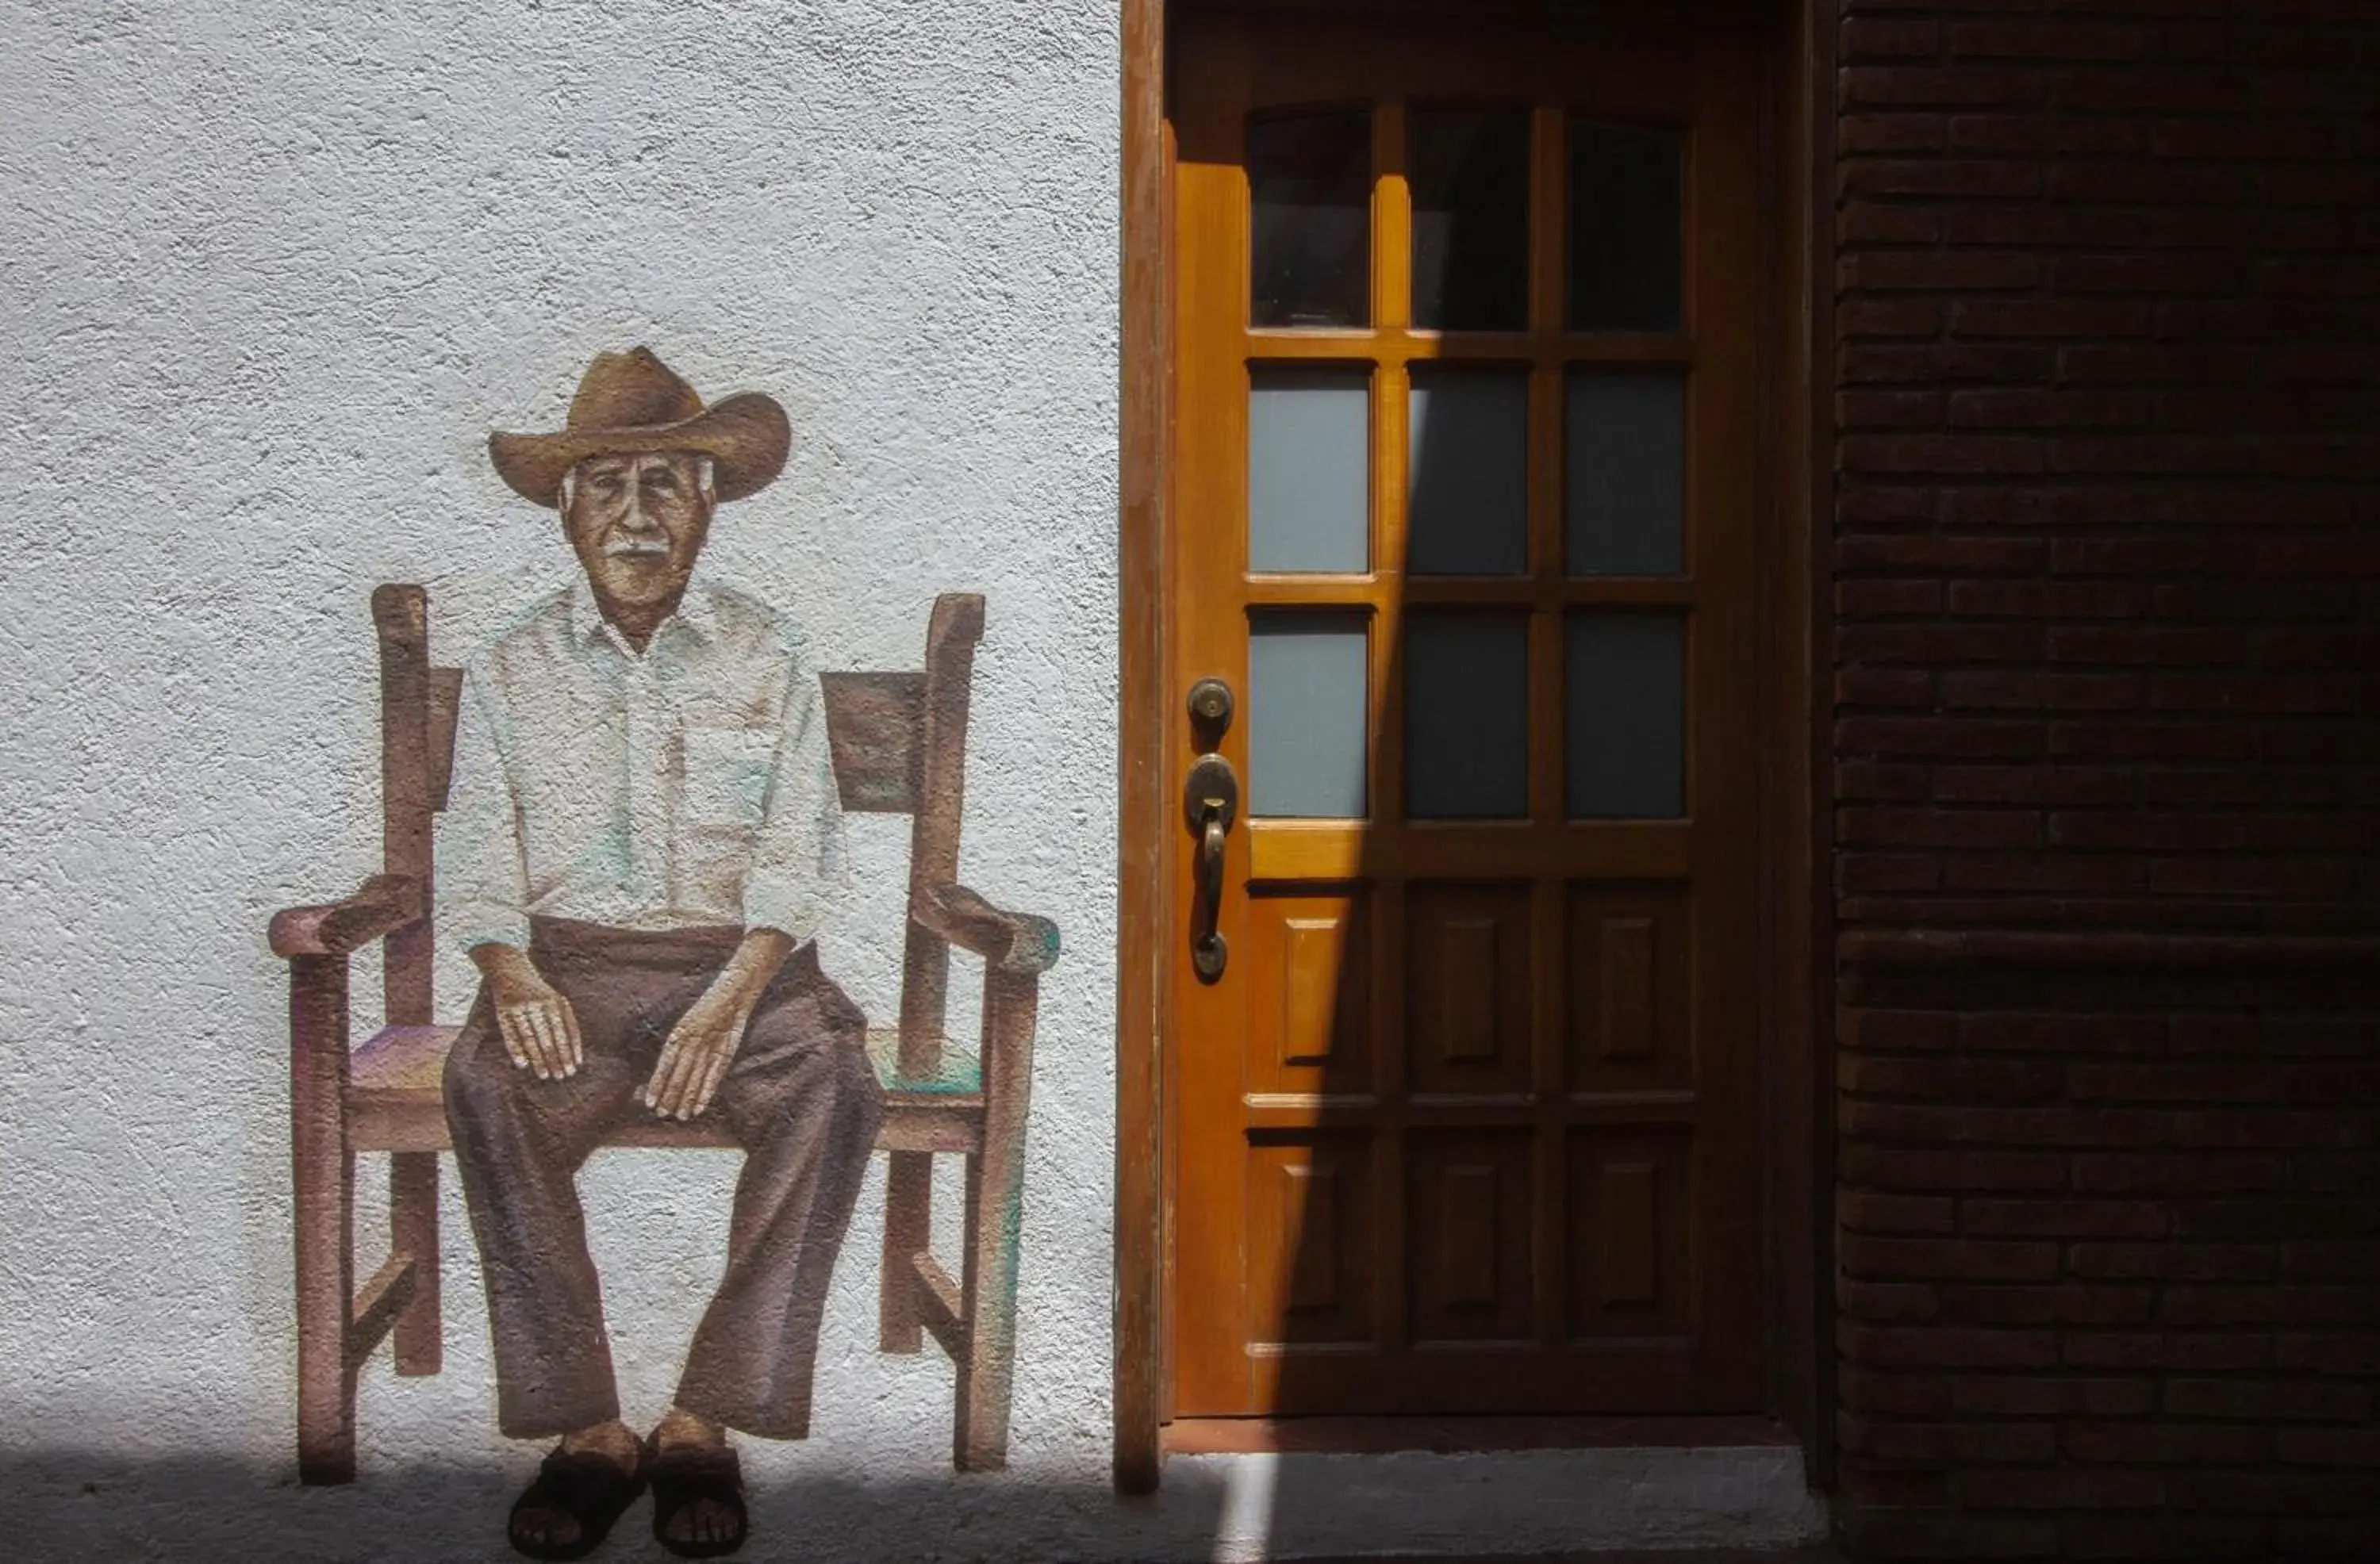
top-left (10, 1447), bottom-right (1839, 1562)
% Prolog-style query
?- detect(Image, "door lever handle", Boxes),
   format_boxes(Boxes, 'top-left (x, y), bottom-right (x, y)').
top-left (1184, 753), bottom-right (1239, 981)
top-left (1193, 806), bottom-right (1228, 979)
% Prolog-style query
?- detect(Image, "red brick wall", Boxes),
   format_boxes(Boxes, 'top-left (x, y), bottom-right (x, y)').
top-left (1827, 2), bottom-right (2380, 1557)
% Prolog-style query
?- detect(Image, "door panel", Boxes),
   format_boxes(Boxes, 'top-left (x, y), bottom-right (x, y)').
top-left (1169, 0), bottom-right (1765, 1419)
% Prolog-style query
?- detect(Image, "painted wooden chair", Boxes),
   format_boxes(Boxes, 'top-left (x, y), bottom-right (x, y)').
top-left (268, 585), bottom-right (1058, 1484)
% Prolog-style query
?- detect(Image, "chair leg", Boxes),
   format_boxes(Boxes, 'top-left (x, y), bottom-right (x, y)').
top-left (290, 956), bottom-right (358, 1484)
top-left (879, 1150), bottom-right (931, 1353)
top-left (953, 967), bottom-right (1037, 1473)
top-left (954, 1140), bottom-right (1027, 1472)
top-left (294, 1140), bottom-right (358, 1483)
top-left (389, 1152), bottom-right (443, 1376)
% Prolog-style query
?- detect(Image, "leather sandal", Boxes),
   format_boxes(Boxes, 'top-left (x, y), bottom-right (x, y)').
top-left (648, 1436), bottom-right (749, 1559)
top-left (506, 1440), bottom-right (650, 1562)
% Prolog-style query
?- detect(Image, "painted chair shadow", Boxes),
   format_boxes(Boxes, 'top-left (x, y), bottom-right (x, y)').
top-left (267, 585), bottom-right (1058, 1482)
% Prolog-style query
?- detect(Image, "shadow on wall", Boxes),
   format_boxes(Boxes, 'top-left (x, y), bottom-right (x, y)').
top-left (6, 1455), bottom-right (1233, 1564)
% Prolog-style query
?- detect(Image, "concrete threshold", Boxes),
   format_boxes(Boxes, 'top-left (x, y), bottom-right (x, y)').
top-left (1178, 1444), bottom-right (1830, 1562)
top-left (1296, 1552), bottom-right (1841, 1564)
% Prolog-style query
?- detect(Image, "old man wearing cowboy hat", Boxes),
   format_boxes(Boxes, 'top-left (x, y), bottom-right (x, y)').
top-left (440, 347), bottom-right (879, 1560)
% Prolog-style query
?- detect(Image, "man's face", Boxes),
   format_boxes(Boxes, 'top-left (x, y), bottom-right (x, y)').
top-left (561, 450), bottom-right (714, 618)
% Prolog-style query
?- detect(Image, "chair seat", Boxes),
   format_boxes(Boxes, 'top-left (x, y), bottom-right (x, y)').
top-left (347, 1023), bottom-right (982, 1156)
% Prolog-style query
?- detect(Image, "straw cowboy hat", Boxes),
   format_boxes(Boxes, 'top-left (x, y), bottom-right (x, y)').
top-left (489, 347), bottom-right (792, 506)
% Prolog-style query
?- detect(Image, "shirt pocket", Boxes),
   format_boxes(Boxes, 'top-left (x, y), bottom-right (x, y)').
top-left (678, 726), bottom-right (779, 833)
top-left (674, 725), bottom-right (779, 912)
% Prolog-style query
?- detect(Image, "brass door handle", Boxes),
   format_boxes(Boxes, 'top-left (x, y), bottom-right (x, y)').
top-left (1184, 752), bottom-right (1239, 981)
top-left (1193, 808), bottom-right (1228, 978)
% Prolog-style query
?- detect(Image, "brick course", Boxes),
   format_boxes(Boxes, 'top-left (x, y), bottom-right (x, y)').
top-left (1827, 2), bottom-right (2379, 1557)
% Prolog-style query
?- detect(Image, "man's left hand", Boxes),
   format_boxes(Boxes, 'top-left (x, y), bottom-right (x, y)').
top-left (643, 981), bottom-right (754, 1121)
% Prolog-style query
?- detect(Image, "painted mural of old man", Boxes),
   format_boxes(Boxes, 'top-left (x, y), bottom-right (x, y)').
top-left (440, 347), bottom-right (877, 1559)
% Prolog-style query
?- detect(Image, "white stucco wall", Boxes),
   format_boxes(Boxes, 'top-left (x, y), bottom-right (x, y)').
top-left (0, 5), bottom-right (1840, 1558)
top-left (2, 0), bottom-right (1120, 1512)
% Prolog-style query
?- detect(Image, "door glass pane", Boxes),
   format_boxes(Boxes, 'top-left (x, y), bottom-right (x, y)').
top-left (1251, 369), bottom-right (1370, 573)
top-left (1565, 612), bottom-right (1683, 818)
top-left (1565, 370), bottom-right (1683, 576)
top-left (1251, 110), bottom-right (1372, 328)
top-left (1406, 611), bottom-right (1528, 820)
top-left (1410, 107), bottom-right (1530, 332)
top-left (1408, 369), bottom-right (1527, 577)
top-left (1568, 122), bottom-right (1682, 332)
top-left (1250, 614), bottom-right (1369, 818)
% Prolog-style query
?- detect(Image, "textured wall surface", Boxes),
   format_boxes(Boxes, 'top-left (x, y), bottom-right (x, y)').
top-left (1828, 2), bottom-right (2380, 1558)
top-left (0, 0), bottom-right (1125, 1547)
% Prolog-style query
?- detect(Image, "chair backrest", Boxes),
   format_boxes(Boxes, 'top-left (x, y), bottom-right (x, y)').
top-left (367, 583), bottom-right (985, 1062)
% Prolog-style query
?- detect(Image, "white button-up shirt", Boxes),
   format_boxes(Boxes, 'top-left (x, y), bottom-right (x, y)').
top-left (436, 577), bottom-right (849, 953)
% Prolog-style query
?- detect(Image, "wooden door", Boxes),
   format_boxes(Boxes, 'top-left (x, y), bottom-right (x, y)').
top-left (1167, 0), bottom-right (1768, 1417)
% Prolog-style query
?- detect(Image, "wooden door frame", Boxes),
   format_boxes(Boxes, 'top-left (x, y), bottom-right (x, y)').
top-left (1113, 0), bottom-right (1835, 1496)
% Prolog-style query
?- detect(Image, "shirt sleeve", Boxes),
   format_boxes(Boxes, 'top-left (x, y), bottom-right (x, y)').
top-left (435, 666), bottom-right (532, 954)
top-left (741, 654), bottom-right (850, 946)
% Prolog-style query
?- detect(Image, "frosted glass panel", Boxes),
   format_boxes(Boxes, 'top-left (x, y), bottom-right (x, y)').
top-left (1250, 370), bottom-right (1370, 574)
top-left (1568, 121), bottom-right (1683, 332)
top-left (1407, 370), bottom-right (1528, 577)
top-left (1250, 615), bottom-right (1368, 819)
top-left (1406, 612), bottom-right (1529, 820)
top-left (1250, 111), bottom-right (1371, 328)
top-left (1565, 371), bottom-right (1683, 576)
top-left (1566, 613), bottom-right (1684, 818)
top-left (1411, 107), bottom-right (1530, 332)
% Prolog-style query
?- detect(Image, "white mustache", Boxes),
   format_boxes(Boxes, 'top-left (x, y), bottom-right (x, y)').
top-left (603, 538), bottom-right (670, 558)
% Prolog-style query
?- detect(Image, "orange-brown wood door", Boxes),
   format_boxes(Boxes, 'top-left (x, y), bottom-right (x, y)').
top-left (1166, 1), bottom-right (1768, 1417)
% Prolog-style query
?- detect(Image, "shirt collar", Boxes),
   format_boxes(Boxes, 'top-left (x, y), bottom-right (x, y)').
top-left (567, 573), bottom-right (720, 654)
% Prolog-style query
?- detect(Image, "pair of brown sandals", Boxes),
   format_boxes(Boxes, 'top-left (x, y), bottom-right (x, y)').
top-left (508, 1434), bottom-right (746, 1560)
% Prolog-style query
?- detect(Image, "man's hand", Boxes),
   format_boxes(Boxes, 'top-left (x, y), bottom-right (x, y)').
top-left (642, 981), bottom-right (753, 1121)
top-left (642, 927), bottom-right (797, 1121)
top-left (470, 943), bottom-right (584, 1081)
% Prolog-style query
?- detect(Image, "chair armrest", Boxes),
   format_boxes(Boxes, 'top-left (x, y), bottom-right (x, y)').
top-left (915, 880), bottom-right (1061, 976)
top-left (269, 873), bottom-right (424, 960)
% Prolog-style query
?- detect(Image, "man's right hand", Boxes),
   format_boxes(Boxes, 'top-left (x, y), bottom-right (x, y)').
top-left (470, 943), bottom-right (585, 1081)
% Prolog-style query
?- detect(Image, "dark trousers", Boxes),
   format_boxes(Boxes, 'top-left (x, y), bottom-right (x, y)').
top-left (443, 917), bottom-right (882, 1440)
